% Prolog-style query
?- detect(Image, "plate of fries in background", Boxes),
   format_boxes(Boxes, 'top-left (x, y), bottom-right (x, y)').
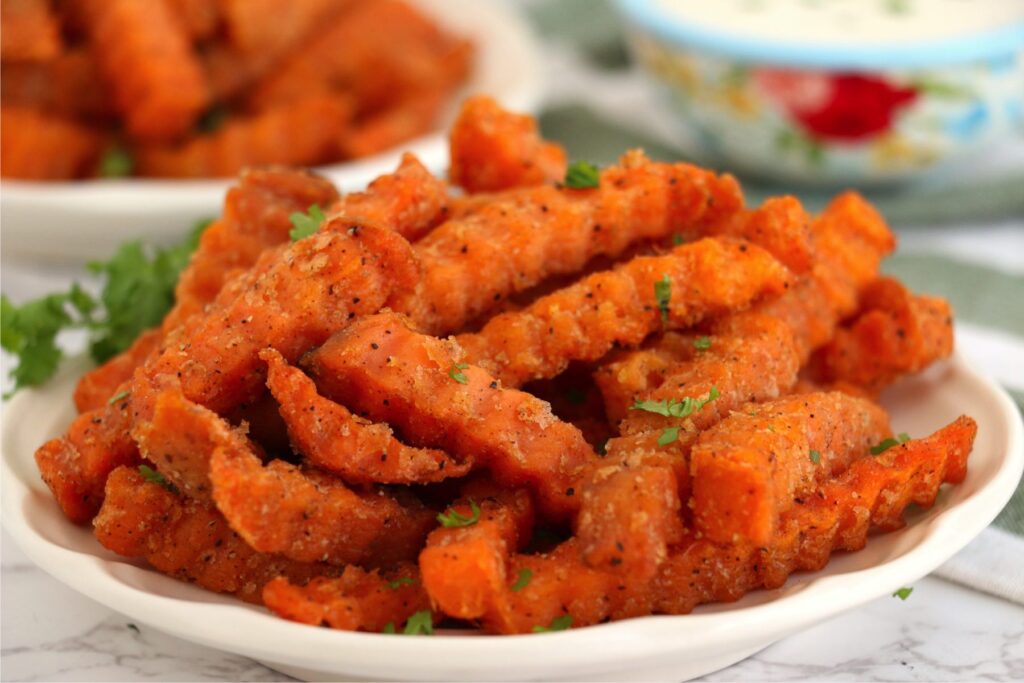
top-left (2, 99), bottom-right (1021, 682)
top-left (0, 0), bottom-right (542, 260)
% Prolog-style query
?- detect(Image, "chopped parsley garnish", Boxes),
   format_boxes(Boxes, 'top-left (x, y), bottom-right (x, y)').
top-left (138, 464), bottom-right (178, 494)
top-left (564, 161), bottom-right (600, 189)
top-left (403, 610), bottom-right (434, 635)
top-left (511, 568), bottom-right (533, 592)
top-left (654, 275), bottom-right (671, 325)
top-left (672, 233), bottom-right (684, 246)
top-left (892, 586), bottom-right (913, 600)
top-left (107, 390), bottom-right (130, 405)
top-left (657, 427), bottom-right (680, 447)
top-left (381, 622), bottom-right (396, 634)
top-left (99, 145), bottom-right (133, 178)
top-left (693, 336), bottom-right (712, 350)
top-left (288, 204), bottom-right (325, 241)
top-left (630, 386), bottom-right (720, 419)
top-left (532, 614), bottom-right (572, 633)
top-left (809, 449), bottom-right (821, 464)
top-left (448, 362), bottom-right (469, 384)
top-left (436, 499), bottom-right (480, 528)
top-left (871, 432), bottom-right (911, 455)
top-left (388, 577), bottom-right (416, 590)
top-left (1, 219), bottom-right (208, 396)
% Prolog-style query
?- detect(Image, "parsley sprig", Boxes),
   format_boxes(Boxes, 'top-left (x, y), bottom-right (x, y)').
top-left (892, 586), bottom-right (913, 600)
top-left (448, 362), bottom-right (469, 384)
top-left (564, 161), bottom-right (600, 189)
top-left (511, 568), bottom-right (533, 592)
top-left (654, 274), bottom-right (671, 325)
top-left (532, 614), bottom-right (572, 633)
top-left (630, 387), bottom-right (720, 418)
top-left (436, 499), bottom-right (481, 528)
top-left (1, 220), bottom-right (209, 396)
top-left (388, 577), bottom-right (416, 590)
top-left (871, 432), bottom-right (911, 455)
top-left (288, 204), bottom-right (325, 241)
top-left (139, 464), bottom-right (178, 494)
top-left (693, 336), bottom-right (712, 350)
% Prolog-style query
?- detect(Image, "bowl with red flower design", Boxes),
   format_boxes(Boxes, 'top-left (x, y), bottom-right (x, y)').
top-left (615, 0), bottom-right (1024, 185)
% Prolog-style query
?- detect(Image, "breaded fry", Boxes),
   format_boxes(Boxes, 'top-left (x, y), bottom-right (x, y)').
top-left (340, 90), bottom-right (446, 160)
top-left (1, 50), bottom-right (113, 121)
top-left (691, 196), bottom-right (814, 274)
top-left (78, 0), bottom-right (208, 142)
top-left (456, 238), bottom-right (792, 387)
top-left (263, 564), bottom-right (429, 631)
top-left (653, 416), bottom-right (976, 614)
top-left (690, 391), bottom-right (891, 546)
top-left (136, 94), bottom-right (352, 178)
top-left (809, 277), bottom-right (954, 394)
top-left (166, 0), bottom-right (220, 42)
top-left (94, 466), bottom-right (333, 603)
top-left (218, 0), bottom-right (344, 57)
top-left (1, 0), bottom-right (61, 61)
top-left (0, 106), bottom-right (103, 180)
top-left (449, 95), bottom-right (567, 193)
top-left (304, 311), bottom-right (597, 520)
top-left (73, 329), bottom-right (162, 413)
top-left (262, 348), bottom-right (470, 485)
top-left (393, 152), bottom-right (744, 335)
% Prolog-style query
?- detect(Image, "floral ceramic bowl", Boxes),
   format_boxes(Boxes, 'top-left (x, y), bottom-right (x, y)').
top-left (615, 0), bottom-right (1024, 185)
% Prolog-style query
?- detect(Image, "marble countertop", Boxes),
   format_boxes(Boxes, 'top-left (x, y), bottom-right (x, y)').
top-left (3, 527), bottom-right (1022, 682)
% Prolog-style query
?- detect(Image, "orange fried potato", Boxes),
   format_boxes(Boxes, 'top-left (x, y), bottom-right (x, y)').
top-left (209, 435), bottom-right (435, 566)
top-left (653, 416), bottom-right (976, 614)
top-left (78, 0), bottom-right (208, 142)
top-left (166, 0), bottom-right (220, 42)
top-left (218, 0), bottom-right (344, 57)
top-left (94, 466), bottom-right (333, 603)
top-left (340, 90), bottom-right (446, 160)
top-left (73, 329), bottom-right (162, 414)
top-left (136, 94), bottom-right (352, 178)
top-left (264, 563), bottom-right (429, 632)
top-left (809, 277), bottom-right (954, 394)
top-left (1, 0), bottom-right (61, 61)
top-left (0, 106), bottom-right (103, 180)
top-left (392, 150), bottom-right (744, 335)
top-left (457, 237), bottom-right (792, 387)
top-left (262, 348), bottom-right (470, 485)
top-left (449, 95), bottom-right (567, 193)
top-left (690, 391), bottom-right (891, 546)
top-left (691, 196), bottom-right (814, 274)
top-left (304, 311), bottom-right (598, 520)
top-left (1, 50), bottom-right (113, 121)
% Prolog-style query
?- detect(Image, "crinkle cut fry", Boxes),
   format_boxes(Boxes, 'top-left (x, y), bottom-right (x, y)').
top-left (420, 489), bottom-right (534, 622)
top-left (136, 94), bottom-right (353, 178)
top-left (73, 167), bottom-right (341, 413)
top-left (690, 391), bottom-right (892, 547)
top-left (449, 95), bottom-right (567, 193)
top-left (303, 310), bottom-right (598, 520)
top-left (94, 467), bottom-right (334, 604)
top-left (809, 276), bottom-right (954, 395)
top-left (209, 421), bottom-right (436, 566)
top-left (264, 564), bottom-right (430, 632)
top-left (456, 237), bottom-right (793, 388)
top-left (1, 0), bottom-right (61, 61)
top-left (78, 0), bottom-right (208, 142)
top-left (0, 106), bottom-right (103, 180)
top-left (652, 416), bottom-right (977, 615)
top-left (391, 150), bottom-right (744, 335)
top-left (261, 347), bottom-right (470, 485)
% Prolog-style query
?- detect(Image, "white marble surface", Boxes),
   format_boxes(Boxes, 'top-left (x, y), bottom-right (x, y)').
top-left (2, 528), bottom-right (1021, 682)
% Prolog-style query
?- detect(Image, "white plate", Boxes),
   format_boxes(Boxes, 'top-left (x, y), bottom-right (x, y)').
top-left (0, 0), bottom-right (543, 262)
top-left (2, 352), bottom-right (1021, 682)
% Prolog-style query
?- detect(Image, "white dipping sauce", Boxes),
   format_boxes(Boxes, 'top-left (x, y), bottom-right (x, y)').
top-left (653, 0), bottom-right (1024, 47)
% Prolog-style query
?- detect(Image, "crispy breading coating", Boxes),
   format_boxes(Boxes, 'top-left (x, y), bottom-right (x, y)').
top-left (303, 311), bottom-right (597, 520)
top-left (690, 391), bottom-right (891, 546)
top-left (1, 50), bottom-right (113, 121)
top-left (339, 89), bottom-right (447, 160)
top-left (449, 95), bottom-right (567, 193)
top-left (392, 152), bottom-right (744, 335)
top-left (456, 238), bottom-right (792, 387)
top-left (262, 348), bottom-right (470, 485)
top-left (1, 0), bottom-right (61, 61)
top-left (218, 0), bottom-right (344, 56)
top-left (77, 0), bottom-right (208, 142)
top-left (263, 564), bottom-right (429, 631)
top-left (73, 329), bottom-right (162, 414)
top-left (165, 0), bottom-right (220, 41)
top-left (0, 106), bottom-right (103, 180)
top-left (94, 466), bottom-right (333, 603)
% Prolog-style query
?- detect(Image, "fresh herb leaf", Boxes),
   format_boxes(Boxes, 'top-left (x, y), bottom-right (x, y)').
top-left (436, 499), bottom-right (481, 528)
top-left (511, 568), bottom-right (533, 592)
top-left (693, 336), bottom-right (712, 350)
top-left (892, 586), bottom-right (913, 600)
top-left (138, 464), bottom-right (178, 494)
top-left (288, 204), bottom-right (325, 241)
top-left (630, 386), bottom-right (720, 419)
top-left (564, 161), bottom-right (600, 189)
top-left (654, 274), bottom-right (671, 325)
top-left (197, 104), bottom-right (228, 134)
top-left (403, 610), bottom-right (434, 635)
top-left (871, 432), bottom-right (911, 455)
top-left (1, 292), bottom-right (82, 396)
top-left (657, 427), bottom-right (680, 447)
top-left (107, 390), bottom-right (130, 405)
top-left (381, 622), bottom-right (396, 634)
top-left (672, 233), bottom-right (684, 246)
top-left (99, 145), bottom-right (134, 178)
top-left (448, 362), bottom-right (469, 384)
top-left (809, 449), bottom-right (821, 464)
top-left (388, 576), bottom-right (416, 590)
top-left (532, 614), bottom-right (572, 633)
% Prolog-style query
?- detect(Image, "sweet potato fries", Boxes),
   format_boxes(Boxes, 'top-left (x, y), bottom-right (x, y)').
top-left (34, 97), bottom-right (974, 635)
